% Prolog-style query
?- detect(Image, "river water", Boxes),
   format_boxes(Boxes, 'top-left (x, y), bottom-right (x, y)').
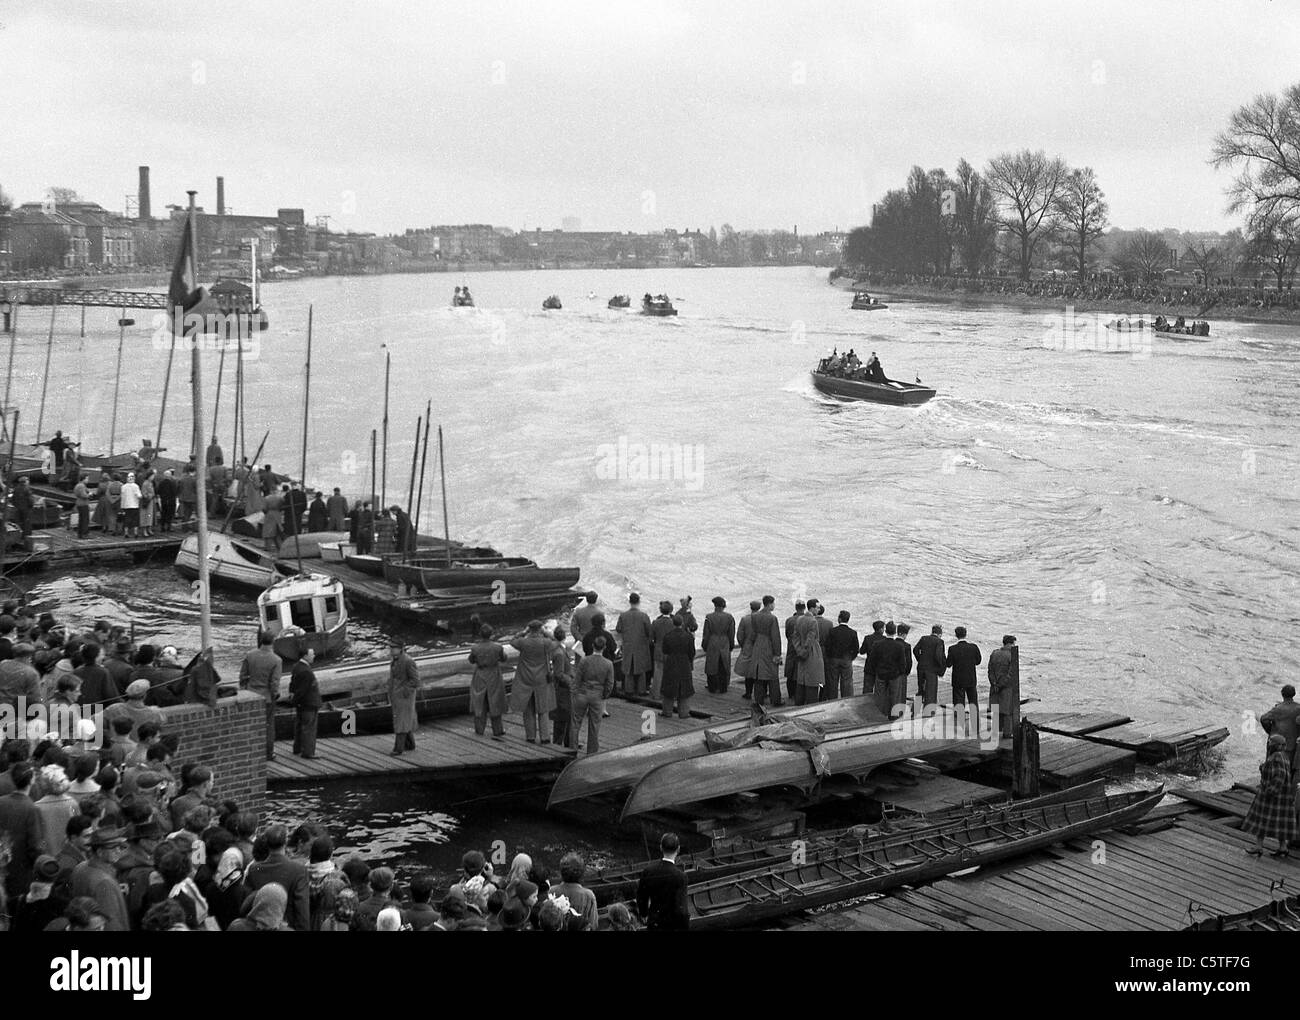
top-left (9, 266), bottom-right (1299, 880)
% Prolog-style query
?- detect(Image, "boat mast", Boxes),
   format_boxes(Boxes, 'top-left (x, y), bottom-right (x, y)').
top-left (438, 425), bottom-right (451, 567)
top-left (413, 398), bottom-right (431, 547)
top-left (369, 428), bottom-right (377, 553)
top-left (405, 412), bottom-right (420, 551)
top-left (292, 305), bottom-right (312, 575)
top-left (380, 346), bottom-right (390, 514)
top-left (187, 191), bottom-right (213, 656)
top-left (109, 304), bottom-right (125, 457)
top-left (35, 294), bottom-right (57, 442)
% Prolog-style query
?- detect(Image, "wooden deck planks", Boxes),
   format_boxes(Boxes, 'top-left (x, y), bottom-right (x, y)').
top-left (1025, 711), bottom-right (1132, 735)
top-left (1073, 722), bottom-right (1230, 763)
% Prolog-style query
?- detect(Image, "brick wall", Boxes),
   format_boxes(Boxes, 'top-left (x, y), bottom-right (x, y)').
top-left (158, 691), bottom-right (266, 814)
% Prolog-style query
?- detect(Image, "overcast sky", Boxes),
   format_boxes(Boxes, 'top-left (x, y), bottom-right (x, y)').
top-left (3, 0), bottom-right (1299, 235)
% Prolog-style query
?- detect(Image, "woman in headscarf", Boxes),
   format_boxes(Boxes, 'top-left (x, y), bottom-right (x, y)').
top-left (198, 829), bottom-right (246, 930)
top-left (1242, 733), bottom-right (1300, 857)
top-left (228, 881), bottom-right (290, 931)
top-left (468, 624), bottom-right (509, 739)
top-left (504, 853), bottom-right (533, 898)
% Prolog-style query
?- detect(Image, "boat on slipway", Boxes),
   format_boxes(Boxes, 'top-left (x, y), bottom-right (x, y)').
top-left (811, 369), bottom-right (936, 406)
top-left (618, 715), bottom-right (982, 820)
top-left (548, 696), bottom-right (887, 808)
top-left (604, 787), bottom-right (1164, 930)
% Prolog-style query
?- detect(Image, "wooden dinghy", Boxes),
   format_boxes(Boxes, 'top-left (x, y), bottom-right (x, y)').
top-left (585, 781), bottom-right (1117, 905)
top-left (607, 787), bottom-right (1164, 930)
top-left (619, 716), bottom-right (983, 820)
top-left (547, 696), bottom-right (888, 808)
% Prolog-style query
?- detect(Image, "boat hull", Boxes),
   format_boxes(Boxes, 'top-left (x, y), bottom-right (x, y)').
top-left (811, 370), bottom-right (935, 405)
top-left (548, 696), bottom-right (888, 807)
top-left (174, 532), bottom-right (292, 592)
top-left (385, 562), bottom-right (579, 595)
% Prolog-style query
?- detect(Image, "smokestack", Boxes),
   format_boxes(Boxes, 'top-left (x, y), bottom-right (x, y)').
top-left (137, 166), bottom-right (151, 221)
top-left (216, 176), bottom-right (225, 216)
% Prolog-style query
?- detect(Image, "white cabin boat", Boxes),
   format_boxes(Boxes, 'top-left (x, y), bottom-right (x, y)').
top-left (257, 573), bottom-right (349, 660)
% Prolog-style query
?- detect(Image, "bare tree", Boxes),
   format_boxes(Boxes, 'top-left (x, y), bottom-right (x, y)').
top-left (951, 159), bottom-right (998, 276)
top-left (1052, 167), bottom-right (1109, 282)
top-left (46, 186), bottom-right (82, 206)
top-left (1250, 209), bottom-right (1300, 289)
top-left (1212, 84), bottom-right (1300, 223)
top-left (1113, 230), bottom-right (1171, 283)
top-left (985, 149), bottom-right (1068, 280)
top-left (1183, 237), bottom-right (1230, 284)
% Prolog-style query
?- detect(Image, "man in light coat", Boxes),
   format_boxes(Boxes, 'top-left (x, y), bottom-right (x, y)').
top-left (751, 595), bottom-right (784, 707)
top-left (510, 621), bottom-right (556, 744)
top-left (388, 638), bottom-right (420, 755)
top-left (790, 608), bottom-right (824, 705)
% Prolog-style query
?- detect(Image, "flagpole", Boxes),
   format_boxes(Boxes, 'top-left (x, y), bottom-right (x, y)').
top-left (109, 304), bottom-right (125, 457)
top-left (35, 294), bottom-right (57, 442)
top-left (186, 191), bottom-right (213, 656)
top-left (293, 305), bottom-right (312, 575)
top-left (380, 346), bottom-right (390, 514)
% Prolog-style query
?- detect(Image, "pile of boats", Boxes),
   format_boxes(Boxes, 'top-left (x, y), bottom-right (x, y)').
top-left (590, 785), bottom-right (1163, 929)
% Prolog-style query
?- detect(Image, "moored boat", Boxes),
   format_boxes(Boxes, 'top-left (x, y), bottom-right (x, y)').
top-left (381, 558), bottom-right (576, 595)
top-left (548, 696), bottom-right (887, 807)
top-left (811, 369), bottom-right (935, 406)
top-left (256, 572), bottom-right (349, 661)
top-left (640, 293), bottom-right (677, 316)
top-left (174, 531), bottom-right (292, 592)
top-left (607, 787), bottom-right (1163, 929)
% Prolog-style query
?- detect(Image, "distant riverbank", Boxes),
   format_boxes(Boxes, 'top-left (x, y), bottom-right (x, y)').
top-left (832, 273), bottom-right (1300, 326)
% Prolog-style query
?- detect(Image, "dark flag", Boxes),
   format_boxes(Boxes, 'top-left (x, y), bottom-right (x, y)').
top-left (168, 212), bottom-right (209, 330)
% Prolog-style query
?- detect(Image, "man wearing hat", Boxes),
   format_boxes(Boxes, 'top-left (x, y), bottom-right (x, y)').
top-left (306, 490), bottom-right (328, 533)
top-left (615, 593), bottom-right (653, 697)
top-left (289, 646), bottom-right (321, 758)
top-left (509, 620), bottom-right (556, 745)
top-left (701, 596), bottom-right (736, 694)
top-left (326, 487), bottom-right (349, 532)
top-left (103, 636), bottom-right (135, 699)
top-left (70, 827), bottom-right (130, 931)
top-left (116, 817), bottom-right (164, 925)
top-left (388, 637), bottom-right (420, 755)
top-left (240, 629), bottom-right (282, 761)
top-left (104, 678), bottom-right (164, 739)
top-left (11, 854), bottom-right (65, 932)
top-left (0, 642), bottom-right (40, 712)
top-left (390, 504), bottom-right (415, 553)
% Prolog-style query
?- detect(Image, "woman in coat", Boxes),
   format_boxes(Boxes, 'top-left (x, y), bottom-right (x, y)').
top-left (468, 625), bottom-right (509, 739)
top-left (387, 638), bottom-right (420, 755)
top-left (228, 882), bottom-right (290, 931)
top-left (1243, 733), bottom-right (1300, 857)
top-left (509, 620), bottom-right (556, 744)
top-left (93, 469), bottom-right (113, 534)
top-left (138, 472), bottom-right (156, 538)
top-left (659, 615), bottom-right (696, 719)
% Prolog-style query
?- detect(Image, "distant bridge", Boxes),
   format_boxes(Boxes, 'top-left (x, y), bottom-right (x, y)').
top-left (0, 287), bottom-right (169, 310)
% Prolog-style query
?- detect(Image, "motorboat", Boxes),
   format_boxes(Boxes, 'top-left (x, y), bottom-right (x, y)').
top-left (542, 295), bottom-right (562, 310)
top-left (257, 572), bottom-right (349, 661)
top-left (641, 293), bottom-right (677, 316)
top-left (811, 368), bottom-right (935, 406)
top-left (850, 291), bottom-right (888, 310)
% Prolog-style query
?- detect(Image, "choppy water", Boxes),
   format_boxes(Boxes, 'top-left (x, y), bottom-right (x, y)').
top-left (9, 266), bottom-right (1299, 864)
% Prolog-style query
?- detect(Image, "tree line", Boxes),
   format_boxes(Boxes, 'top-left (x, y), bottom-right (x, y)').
top-left (843, 83), bottom-right (1300, 288)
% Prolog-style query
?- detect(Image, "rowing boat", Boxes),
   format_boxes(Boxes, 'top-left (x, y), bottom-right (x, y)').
top-left (584, 780), bottom-right (1112, 905)
top-left (1185, 894), bottom-right (1300, 931)
top-left (618, 716), bottom-right (981, 820)
top-left (546, 696), bottom-right (888, 808)
top-left (606, 787), bottom-right (1163, 929)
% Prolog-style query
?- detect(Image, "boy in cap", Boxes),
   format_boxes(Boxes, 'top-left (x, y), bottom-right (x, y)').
top-left (69, 828), bottom-right (130, 931)
top-left (104, 678), bottom-right (163, 739)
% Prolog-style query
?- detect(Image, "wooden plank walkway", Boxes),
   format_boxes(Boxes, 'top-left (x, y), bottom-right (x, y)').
top-left (268, 684), bottom-right (747, 787)
top-left (27, 526), bottom-right (184, 569)
top-left (1025, 711), bottom-right (1131, 735)
top-left (980, 730), bottom-right (1136, 788)
top-left (872, 773), bottom-right (1009, 816)
top-left (784, 813), bottom-right (1300, 931)
top-left (1071, 721), bottom-right (1231, 763)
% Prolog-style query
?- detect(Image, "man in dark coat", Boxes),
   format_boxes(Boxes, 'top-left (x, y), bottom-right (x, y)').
top-left (890, 624), bottom-right (914, 715)
top-left (859, 620), bottom-right (886, 692)
top-left (1261, 685), bottom-right (1300, 773)
top-left (388, 638), bottom-right (419, 755)
top-left (73, 642), bottom-right (118, 707)
top-left (824, 610), bottom-right (859, 700)
top-left (307, 491), bottom-right (329, 533)
top-left (11, 477), bottom-right (33, 543)
top-left (635, 832), bottom-right (689, 930)
top-left (701, 596), bottom-right (736, 694)
top-left (660, 615), bottom-right (695, 719)
top-left (866, 621), bottom-right (903, 717)
top-left (615, 593), bottom-right (654, 697)
top-left (946, 626), bottom-right (982, 714)
top-left (912, 624), bottom-right (948, 707)
top-left (155, 470), bottom-right (178, 532)
top-left (283, 484), bottom-right (307, 537)
top-left (783, 601), bottom-right (806, 701)
top-left (244, 823), bottom-right (312, 931)
top-left (751, 595), bottom-right (784, 707)
top-left (356, 502), bottom-right (375, 555)
top-left (988, 635), bottom-right (1018, 738)
top-left (289, 648), bottom-right (320, 758)
top-left (649, 601), bottom-right (675, 701)
top-left (0, 761), bottom-right (45, 903)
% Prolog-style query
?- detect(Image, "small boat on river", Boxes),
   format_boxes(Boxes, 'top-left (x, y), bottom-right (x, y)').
top-left (542, 295), bottom-right (562, 310)
top-left (641, 293), bottom-right (677, 316)
top-left (257, 572), bottom-right (349, 661)
top-left (850, 290), bottom-right (888, 310)
top-left (608, 294), bottom-right (631, 309)
top-left (811, 368), bottom-right (935, 406)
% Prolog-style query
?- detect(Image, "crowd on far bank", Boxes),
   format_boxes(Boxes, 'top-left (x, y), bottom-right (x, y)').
top-left (843, 270), bottom-right (1300, 312)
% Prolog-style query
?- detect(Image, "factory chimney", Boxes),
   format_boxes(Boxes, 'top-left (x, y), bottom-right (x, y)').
top-left (216, 176), bottom-right (225, 216)
top-left (138, 166), bottom-right (151, 221)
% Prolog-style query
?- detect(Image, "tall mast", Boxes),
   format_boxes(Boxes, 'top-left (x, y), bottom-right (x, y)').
top-left (292, 305), bottom-right (313, 574)
top-left (380, 347), bottom-right (390, 514)
top-left (188, 191), bottom-right (213, 655)
top-left (109, 304), bottom-right (125, 456)
top-left (438, 425), bottom-right (451, 567)
top-left (35, 295), bottom-right (57, 442)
